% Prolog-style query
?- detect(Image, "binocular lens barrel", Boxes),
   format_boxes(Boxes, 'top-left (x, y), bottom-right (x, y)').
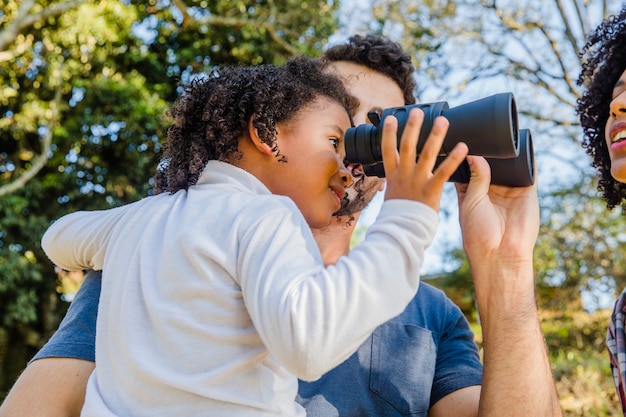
top-left (344, 92), bottom-right (535, 187)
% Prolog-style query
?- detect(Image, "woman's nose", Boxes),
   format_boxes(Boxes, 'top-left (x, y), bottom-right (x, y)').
top-left (610, 91), bottom-right (626, 119)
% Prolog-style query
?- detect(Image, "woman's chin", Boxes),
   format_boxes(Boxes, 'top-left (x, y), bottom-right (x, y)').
top-left (611, 164), bottom-right (626, 184)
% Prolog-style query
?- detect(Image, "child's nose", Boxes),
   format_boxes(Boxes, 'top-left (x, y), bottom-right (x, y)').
top-left (339, 165), bottom-right (353, 188)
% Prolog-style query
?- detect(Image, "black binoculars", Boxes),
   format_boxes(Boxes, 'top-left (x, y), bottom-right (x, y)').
top-left (344, 92), bottom-right (535, 187)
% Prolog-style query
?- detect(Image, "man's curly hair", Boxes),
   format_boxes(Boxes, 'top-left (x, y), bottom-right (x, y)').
top-left (577, 5), bottom-right (626, 209)
top-left (321, 34), bottom-right (416, 106)
top-left (154, 55), bottom-right (356, 194)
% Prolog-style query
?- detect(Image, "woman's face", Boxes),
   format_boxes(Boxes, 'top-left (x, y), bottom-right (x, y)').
top-left (266, 97), bottom-right (353, 229)
top-left (606, 68), bottom-right (626, 183)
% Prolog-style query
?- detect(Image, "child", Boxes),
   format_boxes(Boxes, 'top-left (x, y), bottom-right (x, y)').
top-left (42, 55), bottom-right (468, 416)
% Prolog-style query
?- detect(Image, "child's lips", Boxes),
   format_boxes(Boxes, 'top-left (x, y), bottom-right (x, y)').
top-left (330, 186), bottom-right (345, 206)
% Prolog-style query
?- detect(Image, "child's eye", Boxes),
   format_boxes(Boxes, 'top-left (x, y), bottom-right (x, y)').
top-left (330, 138), bottom-right (340, 150)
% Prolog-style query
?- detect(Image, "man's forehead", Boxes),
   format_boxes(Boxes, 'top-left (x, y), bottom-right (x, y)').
top-left (326, 61), bottom-right (404, 114)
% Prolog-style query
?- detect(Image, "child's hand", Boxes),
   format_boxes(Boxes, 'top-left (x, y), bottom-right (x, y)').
top-left (382, 108), bottom-right (468, 212)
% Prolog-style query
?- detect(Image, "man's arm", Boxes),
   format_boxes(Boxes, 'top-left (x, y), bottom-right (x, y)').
top-left (430, 386), bottom-right (481, 417)
top-left (0, 358), bottom-right (94, 417)
top-left (455, 156), bottom-right (561, 417)
top-left (0, 271), bottom-right (101, 417)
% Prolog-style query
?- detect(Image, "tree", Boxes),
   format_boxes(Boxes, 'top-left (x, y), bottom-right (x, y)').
top-left (535, 177), bottom-right (626, 310)
top-left (0, 0), bottom-right (339, 396)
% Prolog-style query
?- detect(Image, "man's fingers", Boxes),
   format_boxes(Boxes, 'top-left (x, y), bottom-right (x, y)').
top-left (433, 142), bottom-right (469, 183)
top-left (454, 155), bottom-right (489, 207)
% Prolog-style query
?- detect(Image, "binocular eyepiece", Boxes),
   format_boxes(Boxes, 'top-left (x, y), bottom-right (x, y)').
top-left (344, 92), bottom-right (535, 187)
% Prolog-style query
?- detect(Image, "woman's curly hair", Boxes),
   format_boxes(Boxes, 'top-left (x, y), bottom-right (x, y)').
top-left (155, 56), bottom-right (356, 194)
top-left (321, 34), bottom-right (416, 106)
top-left (577, 5), bottom-right (626, 209)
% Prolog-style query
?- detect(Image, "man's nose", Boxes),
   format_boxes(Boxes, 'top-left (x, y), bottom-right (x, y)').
top-left (346, 162), bottom-right (364, 177)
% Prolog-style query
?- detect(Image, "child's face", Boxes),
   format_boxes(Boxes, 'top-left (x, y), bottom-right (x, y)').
top-left (327, 61), bottom-right (404, 216)
top-left (606, 68), bottom-right (626, 183)
top-left (269, 97), bottom-right (352, 229)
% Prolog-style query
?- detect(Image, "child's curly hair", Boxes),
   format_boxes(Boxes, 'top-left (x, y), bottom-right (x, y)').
top-left (321, 34), bottom-right (416, 106)
top-left (155, 56), bottom-right (356, 194)
top-left (577, 5), bottom-right (626, 209)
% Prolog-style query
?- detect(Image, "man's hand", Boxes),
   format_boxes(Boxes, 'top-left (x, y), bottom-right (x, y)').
top-left (455, 155), bottom-right (539, 265)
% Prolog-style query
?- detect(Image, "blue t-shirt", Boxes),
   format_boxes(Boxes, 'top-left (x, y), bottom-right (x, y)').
top-left (34, 271), bottom-right (482, 416)
top-left (297, 281), bottom-right (482, 416)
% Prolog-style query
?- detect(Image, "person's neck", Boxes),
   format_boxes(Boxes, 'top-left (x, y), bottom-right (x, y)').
top-left (313, 212), bottom-right (362, 266)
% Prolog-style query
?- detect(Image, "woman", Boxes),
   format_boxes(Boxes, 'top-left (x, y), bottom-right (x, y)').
top-left (576, 4), bottom-right (626, 412)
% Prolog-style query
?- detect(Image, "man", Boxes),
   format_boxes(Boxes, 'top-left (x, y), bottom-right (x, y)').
top-left (0, 35), bottom-right (561, 417)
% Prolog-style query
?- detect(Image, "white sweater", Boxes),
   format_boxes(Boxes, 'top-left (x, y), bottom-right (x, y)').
top-left (42, 160), bottom-right (438, 417)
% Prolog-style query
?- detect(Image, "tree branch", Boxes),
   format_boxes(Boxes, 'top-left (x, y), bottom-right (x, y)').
top-left (170, 0), bottom-right (301, 56)
top-left (554, 0), bottom-right (583, 55)
top-left (0, 73), bottom-right (62, 197)
top-left (0, 0), bottom-right (86, 51)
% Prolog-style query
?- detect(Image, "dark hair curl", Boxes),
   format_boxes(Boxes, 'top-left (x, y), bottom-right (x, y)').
top-left (577, 5), bottom-right (626, 209)
top-left (321, 34), bottom-right (416, 105)
top-left (155, 56), bottom-right (355, 194)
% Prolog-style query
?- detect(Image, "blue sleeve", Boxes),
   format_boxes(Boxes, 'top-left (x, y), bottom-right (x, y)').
top-left (30, 270), bottom-right (101, 363)
top-left (429, 291), bottom-right (483, 406)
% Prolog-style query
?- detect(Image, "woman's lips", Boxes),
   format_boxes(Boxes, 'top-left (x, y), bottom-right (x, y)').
top-left (609, 124), bottom-right (626, 153)
top-left (609, 122), bottom-right (626, 143)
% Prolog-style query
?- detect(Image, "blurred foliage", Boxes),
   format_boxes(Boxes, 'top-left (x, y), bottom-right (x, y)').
top-left (535, 177), bottom-right (626, 305)
top-left (545, 309), bottom-right (620, 416)
top-left (0, 0), bottom-right (338, 396)
top-left (467, 309), bottom-right (619, 416)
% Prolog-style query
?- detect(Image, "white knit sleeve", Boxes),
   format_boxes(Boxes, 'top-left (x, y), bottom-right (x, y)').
top-left (237, 198), bottom-right (438, 381)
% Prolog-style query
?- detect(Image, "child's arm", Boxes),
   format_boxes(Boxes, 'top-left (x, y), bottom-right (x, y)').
top-left (239, 109), bottom-right (469, 381)
top-left (41, 204), bottom-right (134, 272)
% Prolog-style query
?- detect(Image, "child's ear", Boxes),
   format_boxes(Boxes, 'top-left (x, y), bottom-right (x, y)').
top-left (247, 118), bottom-right (274, 156)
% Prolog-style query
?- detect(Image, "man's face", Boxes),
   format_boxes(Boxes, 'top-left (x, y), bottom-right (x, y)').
top-left (328, 61), bottom-right (406, 216)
